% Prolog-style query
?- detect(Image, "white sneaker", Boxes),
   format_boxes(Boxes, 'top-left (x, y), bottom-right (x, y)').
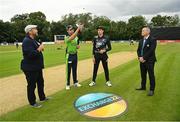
top-left (74, 83), bottom-right (82, 87)
top-left (106, 81), bottom-right (112, 87)
top-left (66, 85), bottom-right (70, 90)
top-left (89, 81), bottom-right (96, 86)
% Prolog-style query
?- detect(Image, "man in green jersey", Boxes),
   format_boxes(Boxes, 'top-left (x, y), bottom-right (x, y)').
top-left (65, 24), bottom-right (84, 90)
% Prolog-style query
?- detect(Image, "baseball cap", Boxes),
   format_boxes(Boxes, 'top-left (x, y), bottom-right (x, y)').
top-left (24, 25), bottom-right (37, 33)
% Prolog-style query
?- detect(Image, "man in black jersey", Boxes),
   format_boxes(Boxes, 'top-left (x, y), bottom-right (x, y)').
top-left (89, 26), bottom-right (112, 87)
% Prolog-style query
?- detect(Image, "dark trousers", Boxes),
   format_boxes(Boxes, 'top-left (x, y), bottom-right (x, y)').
top-left (140, 62), bottom-right (156, 91)
top-left (66, 54), bottom-right (78, 85)
top-left (92, 54), bottom-right (110, 82)
top-left (23, 70), bottom-right (46, 105)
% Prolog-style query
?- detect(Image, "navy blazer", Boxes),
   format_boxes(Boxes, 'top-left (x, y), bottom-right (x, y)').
top-left (21, 35), bottom-right (44, 71)
top-left (137, 36), bottom-right (157, 62)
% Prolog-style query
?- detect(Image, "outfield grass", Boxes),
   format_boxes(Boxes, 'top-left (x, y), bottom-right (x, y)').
top-left (0, 43), bottom-right (180, 121)
top-left (0, 43), bottom-right (137, 78)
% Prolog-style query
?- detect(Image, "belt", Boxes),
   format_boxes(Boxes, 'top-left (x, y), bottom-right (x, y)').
top-left (67, 52), bottom-right (77, 55)
top-left (95, 51), bottom-right (107, 54)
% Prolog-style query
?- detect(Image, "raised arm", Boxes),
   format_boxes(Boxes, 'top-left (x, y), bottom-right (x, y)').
top-left (67, 24), bottom-right (84, 41)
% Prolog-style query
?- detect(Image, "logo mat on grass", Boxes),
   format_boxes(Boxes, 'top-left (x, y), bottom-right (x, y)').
top-left (74, 93), bottom-right (128, 119)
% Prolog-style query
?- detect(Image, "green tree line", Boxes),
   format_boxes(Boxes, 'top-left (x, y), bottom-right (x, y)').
top-left (0, 11), bottom-right (179, 43)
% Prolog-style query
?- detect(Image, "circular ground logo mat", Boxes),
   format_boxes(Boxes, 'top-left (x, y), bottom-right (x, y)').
top-left (74, 93), bottom-right (128, 119)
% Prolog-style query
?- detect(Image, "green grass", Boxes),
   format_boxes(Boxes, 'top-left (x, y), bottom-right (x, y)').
top-left (0, 43), bottom-right (180, 121)
top-left (0, 43), bottom-right (137, 78)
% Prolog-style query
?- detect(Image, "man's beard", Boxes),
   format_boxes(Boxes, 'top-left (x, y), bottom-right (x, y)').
top-left (35, 32), bottom-right (38, 36)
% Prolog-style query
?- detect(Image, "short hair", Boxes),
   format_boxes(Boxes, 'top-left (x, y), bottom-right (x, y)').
top-left (66, 25), bottom-right (74, 31)
top-left (143, 26), bottom-right (151, 33)
top-left (97, 26), bottom-right (105, 31)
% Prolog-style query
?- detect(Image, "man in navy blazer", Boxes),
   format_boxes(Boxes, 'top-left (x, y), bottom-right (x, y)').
top-left (21, 25), bottom-right (48, 108)
top-left (136, 26), bottom-right (157, 96)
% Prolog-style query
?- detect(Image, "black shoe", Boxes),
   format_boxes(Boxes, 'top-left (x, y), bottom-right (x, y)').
top-left (147, 91), bottom-right (154, 96)
top-left (31, 103), bottom-right (42, 108)
top-left (40, 97), bottom-right (51, 102)
top-left (136, 87), bottom-right (146, 90)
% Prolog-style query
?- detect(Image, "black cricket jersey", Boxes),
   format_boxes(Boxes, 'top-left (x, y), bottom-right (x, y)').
top-left (92, 35), bottom-right (112, 55)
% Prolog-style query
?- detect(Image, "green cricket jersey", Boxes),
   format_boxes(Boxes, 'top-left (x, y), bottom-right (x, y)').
top-left (65, 36), bottom-right (78, 54)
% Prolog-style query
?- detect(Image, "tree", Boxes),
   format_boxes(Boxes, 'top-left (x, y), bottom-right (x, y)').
top-left (51, 21), bottom-right (66, 36)
top-left (109, 21), bottom-right (128, 40)
top-left (28, 12), bottom-right (51, 41)
top-left (0, 20), bottom-right (15, 43)
top-left (127, 16), bottom-right (147, 40)
top-left (1, 11), bottom-right (179, 43)
top-left (166, 15), bottom-right (179, 26)
top-left (116, 21), bottom-right (128, 40)
top-left (91, 16), bottom-right (111, 37)
top-left (9, 13), bottom-right (28, 42)
top-left (61, 13), bottom-right (78, 26)
top-left (151, 15), bottom-right (180, 27)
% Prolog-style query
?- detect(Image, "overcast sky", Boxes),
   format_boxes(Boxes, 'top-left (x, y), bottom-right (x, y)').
top-left (0, 0), bottom-right (180, 22)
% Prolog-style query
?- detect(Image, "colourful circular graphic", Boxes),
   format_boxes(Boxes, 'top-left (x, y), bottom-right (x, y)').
top-left (74, 93), bottom-right (128, 119)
